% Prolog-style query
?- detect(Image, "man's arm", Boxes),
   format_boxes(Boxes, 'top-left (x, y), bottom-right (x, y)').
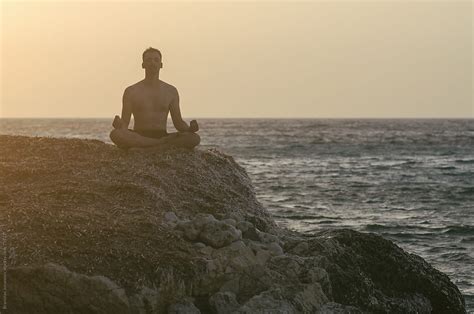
top-left (119, 87), bottom-right (133, 129)
top-left (170, 87), bottom-right (193, 132)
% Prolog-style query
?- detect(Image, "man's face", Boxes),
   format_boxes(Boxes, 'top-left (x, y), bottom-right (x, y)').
top-left (142, 51), bottom-right (162, 72)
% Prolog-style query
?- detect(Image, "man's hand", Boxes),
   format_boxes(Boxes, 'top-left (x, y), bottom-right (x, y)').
top-left (189, 120), bottom-right (199, 133)
top-left (112, 115), bottom-right (122, 129)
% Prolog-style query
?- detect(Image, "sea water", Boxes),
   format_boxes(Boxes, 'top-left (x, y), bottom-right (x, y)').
top-left (1, 118), bottom-right (473, 311)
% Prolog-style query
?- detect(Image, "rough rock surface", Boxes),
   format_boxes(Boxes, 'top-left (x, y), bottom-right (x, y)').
top-left (0, 135), bottom-right (466, 313)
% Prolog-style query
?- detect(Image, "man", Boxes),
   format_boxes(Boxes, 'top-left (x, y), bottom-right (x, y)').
top-left (110, 47), bottom-right (200, 149)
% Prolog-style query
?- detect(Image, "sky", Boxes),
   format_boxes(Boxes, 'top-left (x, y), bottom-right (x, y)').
top-left (1, 0), bottom-right (473, 118)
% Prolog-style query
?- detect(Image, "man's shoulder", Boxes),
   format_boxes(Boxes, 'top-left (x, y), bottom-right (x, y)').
top-left (160, 80), bottom-right (178, 93)
top-left (123, 80), bottom-right (178, 94)
top-left (124, 81), bottom-right (143, 94)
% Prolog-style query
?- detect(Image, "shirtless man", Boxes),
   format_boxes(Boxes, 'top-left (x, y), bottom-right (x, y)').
top-left (110, 47), bottom-right (200, 149)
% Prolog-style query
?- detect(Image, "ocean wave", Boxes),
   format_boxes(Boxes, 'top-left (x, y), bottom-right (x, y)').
top-left (364, 223), bottom-right (446, 233)
top-left (274, 213), bottom-right (342, 221)
top-left (455, 159), bottom-right (474, 164)
top-left (439, 252), bottom-right (474, 262)
top-left (460, 236), bottom-right (474, 243)
top-left (442, 225), bottom-right (474, 235)
top-left (458, 187), bottom-right (474, 195)
top-left (435, 166), bottom-right (457, 170)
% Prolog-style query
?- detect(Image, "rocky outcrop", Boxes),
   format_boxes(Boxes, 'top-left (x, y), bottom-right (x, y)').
top-left (0, 135), bottom-right (466, 313)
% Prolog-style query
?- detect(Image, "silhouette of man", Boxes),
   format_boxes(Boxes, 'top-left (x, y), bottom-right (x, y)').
top-left (110, 47), bottom-right (200, 149)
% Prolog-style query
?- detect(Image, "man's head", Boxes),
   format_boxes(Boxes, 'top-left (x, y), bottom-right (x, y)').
top-left (142, 47), bottom-right (163, 71)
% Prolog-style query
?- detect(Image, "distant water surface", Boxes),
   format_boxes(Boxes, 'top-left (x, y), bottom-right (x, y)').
top-left (1, 118), bottom-right (473, 311)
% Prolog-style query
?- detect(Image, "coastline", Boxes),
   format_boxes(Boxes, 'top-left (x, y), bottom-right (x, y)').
top-left (0, 135), bottom-right (466, 313)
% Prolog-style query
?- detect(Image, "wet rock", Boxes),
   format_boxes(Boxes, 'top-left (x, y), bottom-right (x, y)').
top-left (306, 229), bottom-right (466, 313)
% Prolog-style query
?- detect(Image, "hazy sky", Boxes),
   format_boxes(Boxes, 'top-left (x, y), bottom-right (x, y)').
top-left (1, 1), bottom-right (472, 118)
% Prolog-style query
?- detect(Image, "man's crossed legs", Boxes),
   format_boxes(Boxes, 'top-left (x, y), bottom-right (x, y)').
top-left (109, 116), bottom-right (200, 150)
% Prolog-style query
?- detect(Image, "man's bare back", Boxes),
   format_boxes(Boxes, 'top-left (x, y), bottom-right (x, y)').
top-left (110, 47), bottom-right (199, 149)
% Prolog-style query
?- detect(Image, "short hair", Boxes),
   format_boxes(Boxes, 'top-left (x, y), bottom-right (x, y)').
top-left (142, 47), bottom-right (162, 61)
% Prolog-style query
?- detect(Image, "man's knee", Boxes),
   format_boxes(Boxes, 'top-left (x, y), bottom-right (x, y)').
top-left (190, 133), bottom-right (201, 147)
top-left (176, 132), bottom-right (200, 148)
top-left (110, 129), bottom-right (129, 148)
top-left (185, 132), bottom-right (200, 148)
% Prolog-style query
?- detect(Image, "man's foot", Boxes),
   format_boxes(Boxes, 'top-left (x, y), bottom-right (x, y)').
top-left (112, 115), bottom-right (123, 129)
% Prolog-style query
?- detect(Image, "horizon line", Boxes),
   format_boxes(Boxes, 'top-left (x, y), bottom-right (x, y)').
top-left (0, 116), bottom-right (473, 120)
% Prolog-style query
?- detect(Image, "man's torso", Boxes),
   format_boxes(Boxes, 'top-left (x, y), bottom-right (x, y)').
top-left (127, 80), bottom-right (176, 131)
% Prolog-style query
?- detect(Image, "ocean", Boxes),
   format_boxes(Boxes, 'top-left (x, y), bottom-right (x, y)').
top-left (1, 118), bottom-right (473, 311)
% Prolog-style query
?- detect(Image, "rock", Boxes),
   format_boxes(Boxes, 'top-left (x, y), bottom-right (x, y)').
top-left (305, 267), bottom-right (332, 296)
top-left (227, 213), bottom-right (244, 222)
top-left (5, 263), bottom-right (131, 314)
top-left (192, 214), bottom-right (217, 229)
top-left (205, 259), bottom-right (221, 274)
top-left (240, 224), bottom-right (260, 241)
top-left (292, 241), bottom-right (309, 255)
top-left (222, 218), bottom-right (237, 227)
top-left (268, 255), bottom-right (301, 280)
top-left (306, 229), bottom-right (466, 313)
top-left (289, 283), bottom-right (329, 312)
top-left (317, 302), bottom-right (362, 313)
top-left (209, 291), bottom-right (240, 313)
top-left (236, 221), bottom-right (253, 233)
top-left (200, 245), bottom-right (214, 255)
top-left (237, 289), bottom-right (296, 313)
top-left (267, 242), bottom-right (284, 256)
top-left (247, 241), bottom-right (268, 254)
top-left (164, 211), bottom-right (179, 227)
top-left (199, 220), bottom-right (242, 248)
top-left (129, 286), bottom-right (161, 314)
top-left (219, 278), bottom-right (240, 294)
top-left (168, 298), bottom-right (201, 314)
top-left (0, 135), bottom-right (466, 314)
top-left (255, 249), bottom-right (272, 265)
top-left (228, 240), bottom-right (246, 252)
top-left (178, 220), bottom-right (200, 241)
top-left (257, 230), bottom-right (280, 244)
top-left (239, 283), bottom-right (329, 313)
top-left (193, 242), bottom-right (206, 249)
